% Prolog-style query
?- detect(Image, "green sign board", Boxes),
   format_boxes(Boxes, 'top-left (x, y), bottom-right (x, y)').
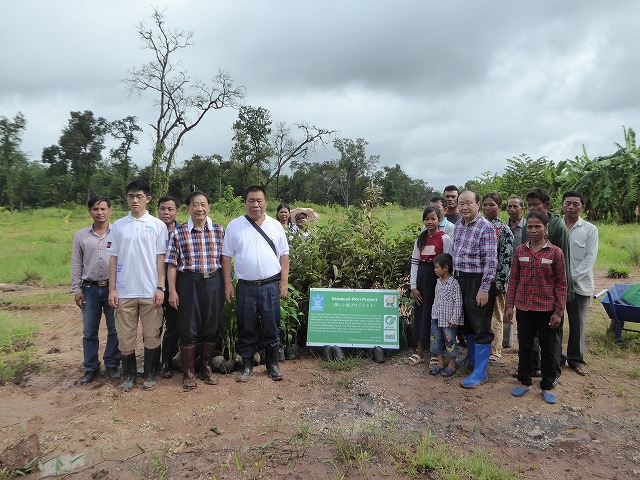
top-left (306, 288), bottom-right (400, 349)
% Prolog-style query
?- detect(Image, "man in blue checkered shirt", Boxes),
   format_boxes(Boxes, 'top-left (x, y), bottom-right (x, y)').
top-left (452, 190), bottom-right (497, 388)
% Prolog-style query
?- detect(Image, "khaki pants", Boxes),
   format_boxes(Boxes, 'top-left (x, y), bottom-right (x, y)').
top-left (115, 298), bottom-right (163, 352)
top-left (491, 291), bottom-right (505, 357)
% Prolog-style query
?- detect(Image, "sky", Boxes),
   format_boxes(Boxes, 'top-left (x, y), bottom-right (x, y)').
top-left (2, 1), bottom-right (639, 190)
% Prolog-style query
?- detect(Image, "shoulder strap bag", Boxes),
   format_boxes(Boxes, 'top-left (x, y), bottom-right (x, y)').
top-left (244, 215), bottom-right (278, 257)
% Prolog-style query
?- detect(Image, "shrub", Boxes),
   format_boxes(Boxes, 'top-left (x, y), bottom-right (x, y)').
top-left (607, 266), bottom-right (630, 278)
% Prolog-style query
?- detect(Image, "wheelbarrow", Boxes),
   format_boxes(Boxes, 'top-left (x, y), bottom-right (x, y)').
top-left (596, 283), bottom-right (640, 343)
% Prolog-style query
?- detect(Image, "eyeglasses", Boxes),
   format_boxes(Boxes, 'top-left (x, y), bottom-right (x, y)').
top-left (126, 194), bottom-right (147, 200)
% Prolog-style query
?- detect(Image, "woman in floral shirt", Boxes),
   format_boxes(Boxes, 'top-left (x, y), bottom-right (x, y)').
top-left (482, 193), bottom-right (514, 362)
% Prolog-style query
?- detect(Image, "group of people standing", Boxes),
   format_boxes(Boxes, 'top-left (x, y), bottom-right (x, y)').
top-left (408, 186), bottom-right (598, 404)
top-left (72, 180), bottom-right (289, 391)
top-left (72, 180), bottom-right (599, 403)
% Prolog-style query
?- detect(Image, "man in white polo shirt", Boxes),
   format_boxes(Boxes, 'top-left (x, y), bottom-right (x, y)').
top-left (108, 179), bottom-right (168, 391)
top-left (222, 186), bottom-right (289, 383)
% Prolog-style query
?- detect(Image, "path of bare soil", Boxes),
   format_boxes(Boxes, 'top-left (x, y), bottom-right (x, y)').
top-left (1, 270), bottom-right (639, 479)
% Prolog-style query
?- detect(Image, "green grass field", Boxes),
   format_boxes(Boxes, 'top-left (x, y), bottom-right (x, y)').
top-left (0, 205), bottom-right (637, 286)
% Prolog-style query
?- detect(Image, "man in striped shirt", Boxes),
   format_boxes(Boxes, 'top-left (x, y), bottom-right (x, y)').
top-left (452, 190), bottom-right (498, 388)
top-left (166, 191), bottom-right (225, 390)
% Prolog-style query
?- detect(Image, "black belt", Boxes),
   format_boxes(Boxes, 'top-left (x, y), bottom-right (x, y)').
top-left (180, 270), bottom-right (218, 279)
top-left (82, 280), bottom-right (109, 287)
top-left (454, 271), bottom-right (483, 279)
top-left (237, 274), bottom-right (281, 287)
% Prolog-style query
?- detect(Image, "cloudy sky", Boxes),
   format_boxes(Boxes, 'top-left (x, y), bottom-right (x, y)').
top-left (2, 1), bottom-right (639, 190)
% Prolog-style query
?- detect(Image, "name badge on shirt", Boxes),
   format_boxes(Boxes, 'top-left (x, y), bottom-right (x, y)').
top-left (519, 257), bottom-right (530, 262)
top-left (421, 245), bottom-right (436, 256)
top-left (541, 258), bottom-right (553, 264)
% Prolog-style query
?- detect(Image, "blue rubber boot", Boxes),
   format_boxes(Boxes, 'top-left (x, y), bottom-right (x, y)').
top-left (460, 343), bottom-right (491, 388)
top-left (456, 335), bottom-right (475, 370)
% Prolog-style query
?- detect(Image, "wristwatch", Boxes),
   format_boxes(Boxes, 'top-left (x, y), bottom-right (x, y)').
top-left (157, 286), bottom-right (166, 292)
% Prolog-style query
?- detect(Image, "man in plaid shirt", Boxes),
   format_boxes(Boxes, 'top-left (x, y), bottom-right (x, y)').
top-left (452, 190), bottom-right (497, 388)
top-left (166, 191), bottom-right (225, 390)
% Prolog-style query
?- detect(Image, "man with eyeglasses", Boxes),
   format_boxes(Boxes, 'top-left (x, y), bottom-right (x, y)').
top-left (452, 190), bottom-right (497, 389)
top-left (107, 179), bottom-right (168, 392)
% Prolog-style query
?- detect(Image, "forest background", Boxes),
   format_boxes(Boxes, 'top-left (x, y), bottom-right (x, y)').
top-left (1, 8), bottom-right (639, 223)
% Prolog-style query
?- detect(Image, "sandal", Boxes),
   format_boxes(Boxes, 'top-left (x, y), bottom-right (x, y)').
top-left (573, 366), bottom-right (588, 376)
top-left (542, 391), bottom-right (557, 404)
top-left (441, 366), bottom-right (456, 377)
top-left (429, 356), bottom-right (438, 367)
top-left (489, 353), bottom-right (501, 363)
top-left (406, 354), bottom-right (424, 366)
top-left (429, 365), bottom-right (443, 375)
top-left (511, 386), bottom-right (531, 397)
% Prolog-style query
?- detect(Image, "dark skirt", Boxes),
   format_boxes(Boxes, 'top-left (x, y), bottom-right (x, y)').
top-left (414, 262), bottom-right (437, 343)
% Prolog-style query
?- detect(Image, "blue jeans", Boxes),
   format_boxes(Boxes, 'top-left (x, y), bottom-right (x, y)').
top-left (429, 318), bottom-right (458, 358)
top-left (236, 281), bottom-right (280, 358)
top-left (82, 284), bottom-right (120, 371)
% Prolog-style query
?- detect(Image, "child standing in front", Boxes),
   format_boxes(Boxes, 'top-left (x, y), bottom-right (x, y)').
top-left (408, 206), bottom-right (452, 366)
top-left (430, 253), bottom-right (464, 376)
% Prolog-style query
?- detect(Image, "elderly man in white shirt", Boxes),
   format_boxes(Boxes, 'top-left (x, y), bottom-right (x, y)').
top-left (561, 191), bottom-right (598, 376)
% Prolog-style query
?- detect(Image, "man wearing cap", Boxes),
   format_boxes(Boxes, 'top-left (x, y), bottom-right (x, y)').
top-left (222, 186), bottom-right (290, 382)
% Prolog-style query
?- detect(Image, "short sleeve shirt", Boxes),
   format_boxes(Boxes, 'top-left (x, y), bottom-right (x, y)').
top-left (106, 211), bottom-right (168, 298)
top-left (222, 214), bottom-right (289, 281)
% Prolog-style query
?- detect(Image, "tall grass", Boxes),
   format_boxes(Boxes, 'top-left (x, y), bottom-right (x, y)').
top-left (0, 206), bottom-right (637, 286)
top-left (0, 311), bottom-right (39, 383)
top-left (595, 223), bottom-right (640, 270)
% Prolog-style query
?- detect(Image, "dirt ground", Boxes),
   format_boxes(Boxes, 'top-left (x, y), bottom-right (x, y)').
top-left (1, 270), bottom-right (639, 479)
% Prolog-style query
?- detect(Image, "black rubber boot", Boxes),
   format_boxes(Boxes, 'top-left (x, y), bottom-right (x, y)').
top-left (181, 345), bottom-right (197, 390)
top-left (198, 342), bottom-right (218, 385)
top-left (265, 346), bottom-right (283, 381)
top-left (143, 347), bottom-right (161, 390)
top-left (160, 336), bottom-right (175, 378)
top-left (120, 353), bottom-right (137, 391)
top-left (236, 356), bottom-right (254, 383)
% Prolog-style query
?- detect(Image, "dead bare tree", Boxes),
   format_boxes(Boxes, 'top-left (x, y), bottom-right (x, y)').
top-left (125, 8), bottom-right (244, 200)
top-left (268, 122), bottom-right (336, 196)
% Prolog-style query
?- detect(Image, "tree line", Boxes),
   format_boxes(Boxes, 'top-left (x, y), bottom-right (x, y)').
top-left (462, 127), bottom-right (639, 223)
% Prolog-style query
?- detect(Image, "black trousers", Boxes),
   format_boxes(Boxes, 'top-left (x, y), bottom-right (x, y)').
top-left (161, 293), bottom-right (179, 355)
top-left (176, 272), bottom-right (223, 346)
top-left (457, 272), bottom-right (496, 345)
top-left (516, 309), bottom-right (558, 391)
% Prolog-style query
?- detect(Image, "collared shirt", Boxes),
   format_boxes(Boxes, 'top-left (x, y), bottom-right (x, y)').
top-left (106, 211), bottom-right (168, 298)
top-left (521, 211), bottom-right (573, 301)
top-left (506, 241), bottom-right (568, 317)
top-left (439, 218), bottom-right (455, 238)
top-left (490, 218), bottom-right (514, 291)
top-left (165, 216), bottom-right (224, 273)
top-left (563, 216), bottom-right (598, 296)
top-left (432, 275), bottom-right (464, 327)
top-left (509, 217), bottom-right (526, 249)
top-left (452, 214), bottom-right (497, 291)
top-left (222, 214), bottom-right (289, 281)
top-left (71, 223), bottom-right (111, 294)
